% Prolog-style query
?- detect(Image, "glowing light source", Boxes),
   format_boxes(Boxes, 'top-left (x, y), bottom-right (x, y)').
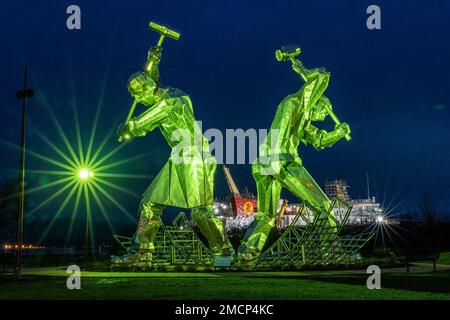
top-left (376, 216), bottom-right (384, 223)
top-left (0, 77), bottom-right (155, 249)
top-left (78, 168), bottom-right (93, 180)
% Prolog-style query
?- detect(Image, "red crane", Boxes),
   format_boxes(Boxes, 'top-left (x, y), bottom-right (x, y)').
top-left (223, 166), bottom-right (257, 218)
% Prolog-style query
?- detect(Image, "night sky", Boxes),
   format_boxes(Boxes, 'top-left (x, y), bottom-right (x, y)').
top-left (1, 0), bottom-right (449, 228)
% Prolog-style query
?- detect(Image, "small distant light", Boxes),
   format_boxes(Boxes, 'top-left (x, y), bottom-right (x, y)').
top-left (123, 134), bottom-right (131, 140)
top-left (376, 216), bottom-right (384, 223)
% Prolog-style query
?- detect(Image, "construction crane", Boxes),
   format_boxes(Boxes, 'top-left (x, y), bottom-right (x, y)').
top-left (223, 165), bottom-right (240, 197)
top-left (222, 165), bottom-right (257, 217)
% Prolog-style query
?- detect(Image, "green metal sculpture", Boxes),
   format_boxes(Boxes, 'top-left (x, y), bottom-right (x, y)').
top-left (112, 22), bottom-right (232, 267)
top-left (238, 46), bottom-right (351, 262)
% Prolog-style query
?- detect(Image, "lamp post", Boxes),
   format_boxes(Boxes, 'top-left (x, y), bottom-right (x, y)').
top-left (78, 168), bottom-right (93, 260)
top-left (15, 66), bottom-right (33, 280)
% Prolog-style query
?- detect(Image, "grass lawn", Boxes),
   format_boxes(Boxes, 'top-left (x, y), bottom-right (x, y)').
top-left (0, 267), bottom-right (449, 300)
top-left (438, 252), bottom-right (450, 265)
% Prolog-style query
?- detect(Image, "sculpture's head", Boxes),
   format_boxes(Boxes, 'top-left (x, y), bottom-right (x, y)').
top-left (311, 96), bottom-right (331, 121)
top-left (128, 72), bottom-right (159, 106)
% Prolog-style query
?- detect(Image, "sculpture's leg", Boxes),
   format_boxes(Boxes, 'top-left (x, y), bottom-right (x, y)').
top-left (277, 161), bottom-right (338, 262)
top-left (238, 172), bottom-right (282, 261)
top-left (111, 201), bottom-right (165, 266)
top-left (278, 160), bottom-right (335, 227)
top-left (192, 205), bottom-right (234, 256)
top-left (133, 201), bottom-right (165, 251)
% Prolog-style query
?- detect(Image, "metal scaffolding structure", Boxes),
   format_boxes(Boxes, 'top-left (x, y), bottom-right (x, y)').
top-left (114, 212), bottom-right (214, 267)
top-left (325, 180), bottom-right (350, 202)
top-left (257, 198), bottom-right (373, 268)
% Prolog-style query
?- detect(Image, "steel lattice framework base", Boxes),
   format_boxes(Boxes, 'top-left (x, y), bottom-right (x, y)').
top-left (113, 199), bottom-right (372, 270)
top-left (256, 198), bottom-right (374, 268)
top-left (114, 212), bottom-right (214, 267)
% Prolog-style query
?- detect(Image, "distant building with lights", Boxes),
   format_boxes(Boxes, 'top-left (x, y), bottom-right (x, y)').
top-left (211, 178), bottom-right (393, 230)
top-left (2, 244), bottom-right (75, 255)
top-left (279, 179), bottom-right (390, 228)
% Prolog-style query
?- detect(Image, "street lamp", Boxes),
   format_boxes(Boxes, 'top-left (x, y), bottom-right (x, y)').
top-left (77, 167), bottom-right (94, 259)
top-left (15, 66), bottom-right (33, 280)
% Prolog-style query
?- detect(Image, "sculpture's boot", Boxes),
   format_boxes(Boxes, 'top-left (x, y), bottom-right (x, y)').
top-left (192, 206), bottom-right (235, 258)
top-left (237, 214), bottom-right (274, 264)
top-left (111, 202), bottom-right (164, 267)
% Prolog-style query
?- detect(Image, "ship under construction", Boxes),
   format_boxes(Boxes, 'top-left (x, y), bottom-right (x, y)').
top-left (213, 172), bottom-right (392, 230)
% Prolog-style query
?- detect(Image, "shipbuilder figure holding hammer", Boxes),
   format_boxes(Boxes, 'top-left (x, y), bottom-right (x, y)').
top-left (112, 22), bottom-right (233, 267)
top-left (238, 46), bottom-right (352, 263)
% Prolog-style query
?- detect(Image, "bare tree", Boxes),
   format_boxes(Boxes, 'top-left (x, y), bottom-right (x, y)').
top-left (400, 210), bottom-right (417, 222)
top-left (418, 192), bottom-right (439, 248)
top-left (419, 192), bottom-right (438, 226)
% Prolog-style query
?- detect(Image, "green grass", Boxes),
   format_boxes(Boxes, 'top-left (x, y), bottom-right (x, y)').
top-left (1, 268), bottom-right (449, 300)
top-left (438, 252), bottom-right (450, 265)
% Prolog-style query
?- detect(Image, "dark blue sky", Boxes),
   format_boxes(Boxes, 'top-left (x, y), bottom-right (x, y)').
top-left (1, 0), bottom-right (449, 221)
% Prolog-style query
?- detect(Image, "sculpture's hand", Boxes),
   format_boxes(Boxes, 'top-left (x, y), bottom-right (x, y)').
top-left (335, 122), bottom-right (351, 138)
top-left (117, 122), bottom-right (133, 142)
top-left (146, 46), bottom-right (163, 83)
top-left (291, 59), bottom-right (304, 74)
top-left (147, 46), bottom-right (163, 65)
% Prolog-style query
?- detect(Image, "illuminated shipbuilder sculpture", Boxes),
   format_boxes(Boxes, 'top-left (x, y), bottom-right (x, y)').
top-left (111, 20), bottom-right (353, 268)
top-left (112, 22), bottom-right (233, 267)
top-left (237, 46), bottom-right (352, 263)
